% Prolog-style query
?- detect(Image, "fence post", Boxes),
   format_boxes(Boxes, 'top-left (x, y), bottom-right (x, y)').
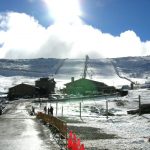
top-left (56, 102), bottom-right (58, 116)
top-left (62, 106), bottom-right (63, 117)
top-left (106, 100), bottom-right (108, 119)
top-left (80, 102), bottom-right (81, 118)
top-left (39, 96), bottom-right (41, 108)
top-left (66, 122), bottom-right (67, 150)
top-left (139, 95), bottom-right (141, 116)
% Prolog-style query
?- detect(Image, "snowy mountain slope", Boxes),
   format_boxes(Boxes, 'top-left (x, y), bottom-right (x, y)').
top-left (0, 58), bottom-right (65, 77)
top-left (88, 58), bottom-right (117, 78)
top-left (55, 58), bottom-right (125, 88)
top-left (112, 56), bottom-right (150, 78)
top-left (0, 56), bottom-right (149, 78)
top-left (55, 58), bottom-right (119, 80)
top-left (0, 56), bottom-right (150, 92)
top-left (55, 59), bottom-right (85, 79)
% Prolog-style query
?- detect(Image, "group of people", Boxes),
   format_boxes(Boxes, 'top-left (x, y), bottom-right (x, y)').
top-left (44, 106), bottom-right (54, 115)
top-left (31, 105), bottom-right (54, 116)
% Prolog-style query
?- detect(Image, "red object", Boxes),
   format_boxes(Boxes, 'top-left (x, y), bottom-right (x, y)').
top-left (80, 144), bottom-right (85, 150)
top-left (77, 138), bottom-right (81, 148)
top-left (73, 133), bottom-right (77, 142)
top-left (72, 141), bottom-right (78, 150)
top-left (67, 138), bottom-right (73, 149)
top-left (69, 130), bottom-right (73, 138)
top-left (68, 131), bottom-right (85, 150)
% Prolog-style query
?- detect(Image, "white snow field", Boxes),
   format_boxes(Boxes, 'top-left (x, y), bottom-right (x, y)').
top-left (31, 89), bottom-right (150, 150)
top-left (0, 57), bottom-right (150, 149)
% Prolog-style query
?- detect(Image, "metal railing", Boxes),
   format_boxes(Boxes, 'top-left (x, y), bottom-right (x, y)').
top-left (36, 112), bottom-right (67, 149)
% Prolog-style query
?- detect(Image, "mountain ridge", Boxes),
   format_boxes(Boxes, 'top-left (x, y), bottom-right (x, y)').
top-left (0, 56), bottom-right (150, 92)
top-left (0, 56), bottom-right (149, 78)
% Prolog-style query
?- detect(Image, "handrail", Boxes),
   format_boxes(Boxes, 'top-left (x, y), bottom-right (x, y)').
top-left (36, 112), bottom-right (67, 139)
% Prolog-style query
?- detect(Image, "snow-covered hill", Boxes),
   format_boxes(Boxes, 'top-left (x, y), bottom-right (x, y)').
top-left (112, 56), bottom-right (150, 78)
top-left (0, 56), bottom-right (150, 92)
top-left (0, 58), bottom-right (64, 77)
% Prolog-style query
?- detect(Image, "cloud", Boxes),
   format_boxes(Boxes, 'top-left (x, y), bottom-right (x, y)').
top-left (0, 12), bottom-right (150, 59)
top-left (0, 12), bottom-right (47, 58)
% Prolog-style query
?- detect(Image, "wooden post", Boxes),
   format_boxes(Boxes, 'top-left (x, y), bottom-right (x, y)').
top-left (106, 100), bottom-right (108, 119)
top-left (39, 96), bottom-right (41, 108)
top-left (139, 95), bottom-right (141, 116)
top-left (80, 102), bottom-right (81, 118)
top-left (65, 122), bottom-right (67, 150)
top-left (62, 106), bottom-right (63, 117)
top-left (56, 102), bottom-right (58, 116)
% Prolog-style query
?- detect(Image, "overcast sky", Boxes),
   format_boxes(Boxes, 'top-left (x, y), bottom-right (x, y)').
top-left (0, 0), bottom-right (150, 59)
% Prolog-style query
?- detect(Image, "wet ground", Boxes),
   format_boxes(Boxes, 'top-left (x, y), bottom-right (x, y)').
top-left (0, 100), bottom-right (60, 150)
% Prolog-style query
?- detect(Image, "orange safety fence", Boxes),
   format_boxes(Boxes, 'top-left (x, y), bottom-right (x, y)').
top-left (37, 112), bottom-right (86, 149)
top-left (36, 112), bottom-right (67, 139)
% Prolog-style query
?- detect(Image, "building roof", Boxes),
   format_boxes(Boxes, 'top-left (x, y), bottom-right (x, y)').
top-left (9, 83), bottom-right (36, 90)
top-left (65, 78), bottom-right (108, 87)
top-left (35, 77), bottom-right (56, 83)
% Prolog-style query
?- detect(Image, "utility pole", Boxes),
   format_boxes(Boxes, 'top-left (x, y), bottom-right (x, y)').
top-left (106, 100), bottom-right (108, 119)
top-left (80, 102), bottom-right (82, 119)
top-left (139, 95), bottom-right (141, 116)
top-left (82, 55), bottom-right (89, 79)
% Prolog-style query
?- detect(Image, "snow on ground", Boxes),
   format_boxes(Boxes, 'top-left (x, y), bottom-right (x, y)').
top-left (0, 76), bottom-right (150, 149)
top-left (0, 57), bottom-right (150, 149)
top-left (0, 100), bottom-right (60, 150)
top-left (33, 89), bottom-right (150, 149)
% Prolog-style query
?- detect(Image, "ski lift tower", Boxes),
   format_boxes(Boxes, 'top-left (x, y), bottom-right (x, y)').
top-left (82, 55), bottom-right (89, 79)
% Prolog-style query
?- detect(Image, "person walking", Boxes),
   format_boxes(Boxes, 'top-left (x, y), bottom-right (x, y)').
top-left (44, 106), bottom-right (47, 114)
top-left (48, 107), bottom-right (50, 115)
top-left (50, 106), bottom-right (54, 116)
top-left (32, 106), bottom-right (35, 115)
